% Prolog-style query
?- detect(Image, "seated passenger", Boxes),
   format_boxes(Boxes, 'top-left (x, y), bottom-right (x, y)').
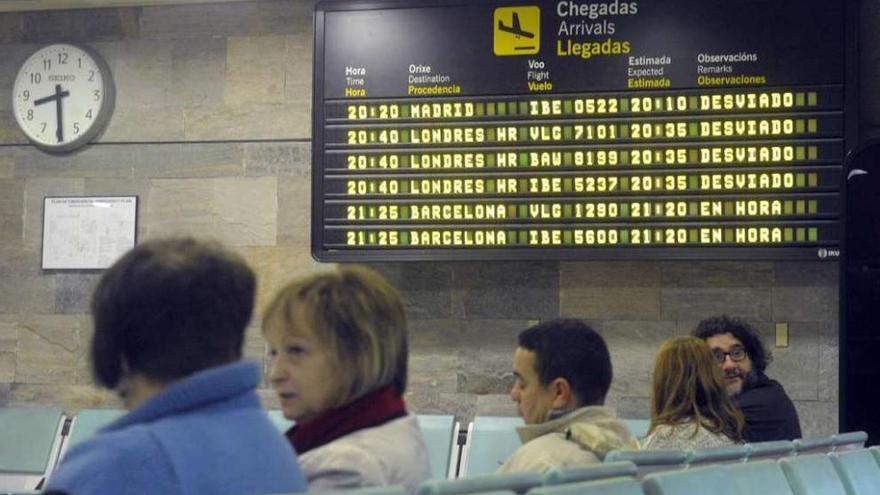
top-left (498, 319), bottom-right (638, 474)
top-left (45, 238), bottom-right (306, 495)
top-left (693, 315), bottom-right (802, 441)
top-left (642, 336), bottom-right (744, 450)
top-left (263, 265), bottom-right (431, 493)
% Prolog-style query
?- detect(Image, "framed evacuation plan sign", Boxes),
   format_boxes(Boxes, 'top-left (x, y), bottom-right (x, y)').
top-left (311, 0), bottom-right (857, 261)
top-left (41, 196), bottom-right (137, 270)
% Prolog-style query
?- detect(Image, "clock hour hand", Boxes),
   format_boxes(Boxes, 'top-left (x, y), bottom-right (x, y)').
top-left (33, 84), bottom-right (70, 143)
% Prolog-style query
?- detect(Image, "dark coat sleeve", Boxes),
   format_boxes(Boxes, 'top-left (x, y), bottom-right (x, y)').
top-left (734, 374), bottom-right (803, 442)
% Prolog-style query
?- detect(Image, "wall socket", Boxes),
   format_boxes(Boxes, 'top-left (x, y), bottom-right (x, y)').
top-left (775, 322), bottom-right (789, 347)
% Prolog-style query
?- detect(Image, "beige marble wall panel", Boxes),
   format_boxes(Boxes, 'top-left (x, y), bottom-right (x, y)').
top-left (277, 176), bottom-right (310, 246)
top-left (408, 353), bottom-right (461, 395)
top-left (139, 2), bottom-right (266, 40)
top-left (661, 261), bottom-right (774, 288)
top-left (113, 40), bottom-right (173, 108)
top-left (75, 321), bottom-right (94, 385)
top-left (774, 261), bottom-right (838, 286)
top-left (594, 320), bottom-right (678, 397)
top-left (284, 32), bottom-right (311, 106)
top-left (794, 400), bottom-right (837, 437)
top-left (0, 180), bottom-right (24, 243)
top-left (19, 8), bottom-right (139, 44)
top-left (225, 36), bottom-right (287, 106)
top-left (0, 110), bottom-right (27, 144)
top-left (818, 320), bottom-right (838, 403)
top-left (772, 286), bottom-right (836, 322)
top-left (561, 261), bottom-right (661, 288)
top-left (242, 245), bottom-right (328, 315)
top-left (22, 177), bottom-right (86, 249)
top-left (0, 148), bottom-right (13, 179)
top-left (610, 396), bottom-right (651, 420)
top-left (13, 145), bottom-right (134, 179)
top-left (0, 244), bottom-right (55, 313)
top-left (368, 264), bottom-right (455, 320)
top-left (562, 288), bottom-right (661, 321)
top-left (171, 38), bottom-right (226, 108)
top-left (55, 272), bottom-right (101, 315)
top-left (244, 142), bottom-right (310, 177)
top-left (212, 177), bottom-right (277, 246)
top-left (0, 317), bottom-right (17, 382)
top-left (762, 322), bottom-right (819, 401)
top-left (144, 178), bottom-right (214, 240)
top-left (660, 288), bottom-right (772, 321)
top-left (15, 315), bottom-right (82, 385)
top-left (101, 106), bottom-right (186, 142)
top-left (7, 383), bottom-right (118, 410)
top-left (406, 390), bottom-right (477, 420)
top-left (184, 102), bottom-right (310, 140)
top-left (130, 143), bottom-right (244, 179)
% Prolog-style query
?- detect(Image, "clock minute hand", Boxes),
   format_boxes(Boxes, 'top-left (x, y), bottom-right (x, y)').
top-left (33, 85), bottom-right (70, 143)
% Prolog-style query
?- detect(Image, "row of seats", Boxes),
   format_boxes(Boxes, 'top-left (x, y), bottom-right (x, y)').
top-left (0, 408), bottom-right (867, 492)
top-left (274, 447), bottom-right (880, 495)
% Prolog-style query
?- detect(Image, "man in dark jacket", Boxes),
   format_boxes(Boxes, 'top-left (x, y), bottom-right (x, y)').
top-left (694, 315), bottom-right (802, 442)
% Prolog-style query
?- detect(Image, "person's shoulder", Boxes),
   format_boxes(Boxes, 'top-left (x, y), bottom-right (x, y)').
top-left (47, 426), bottom-right (176, 494)
top-left (498, 431), bottom-right (599, 474)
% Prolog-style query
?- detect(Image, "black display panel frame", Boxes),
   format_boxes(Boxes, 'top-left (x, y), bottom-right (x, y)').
top-left (312, 0), bottom-right (857, 262)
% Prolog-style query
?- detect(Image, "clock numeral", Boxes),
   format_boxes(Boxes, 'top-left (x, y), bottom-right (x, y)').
top-left (77, 57), bottom-right (82, 69)
top-left (73, 122), bottom-right (81, 135)
top-left (22, 90), bottom-right (29, 101)
top-left (57, 52), bottom-right (68, 65)
top-left (42, 59), bottom-right (51, 71)
top-left (85, 109), bottom-right (93, 120)
top-left (40, 122), bottom-right (47, 134)
top-left (93, 90), bottom-right (101, 101)
top-left (89, 70), bottom-right (95, 82)
top-left (26, 110), bottom-right (33, 121)
top-left (30, 72), bottom-right (41, 84)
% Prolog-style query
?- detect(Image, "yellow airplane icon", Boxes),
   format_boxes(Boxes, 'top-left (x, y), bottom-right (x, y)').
top-left (494, 6), bottom-right (540, 56)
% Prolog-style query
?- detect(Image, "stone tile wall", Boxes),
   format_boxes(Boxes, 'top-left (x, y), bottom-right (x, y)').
top-left (0, 0), bottom-right (875, 436)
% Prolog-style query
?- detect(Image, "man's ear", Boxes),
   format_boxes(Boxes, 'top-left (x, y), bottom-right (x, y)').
top-left (550, 377), bottom-right (576, 409)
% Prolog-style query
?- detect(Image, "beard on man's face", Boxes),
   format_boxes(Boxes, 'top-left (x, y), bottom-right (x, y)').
top-left (725, 367), bottom-right (758, 396)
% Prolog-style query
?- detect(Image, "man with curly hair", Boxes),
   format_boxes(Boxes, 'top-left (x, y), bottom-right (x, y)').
top-left (694, 315), bottom-right (802, 442)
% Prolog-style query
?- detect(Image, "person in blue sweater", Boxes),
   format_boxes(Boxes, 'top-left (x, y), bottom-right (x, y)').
top-left (45, 238), bottom-right (306, 495)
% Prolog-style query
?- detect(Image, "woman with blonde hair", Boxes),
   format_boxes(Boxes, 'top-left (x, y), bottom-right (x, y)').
top-left (642, 336), bottom-right (744, 450)
top-left (262, 265), bottom-right (430, 493)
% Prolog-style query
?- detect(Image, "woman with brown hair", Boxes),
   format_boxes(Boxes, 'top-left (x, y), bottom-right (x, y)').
top-left (642, 336), bottom-right (745, 450)
top-left (262, 265), bottom-right (431, 493)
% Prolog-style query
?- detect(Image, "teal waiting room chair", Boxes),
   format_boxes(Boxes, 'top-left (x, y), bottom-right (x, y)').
top-left (57, 409), bottom-right (125, 463)
top-left (458, 416), bottom-right (524, 476)
top-left (726, 459), bottom-right (795, 495)
top-left (830, 449), bottom-right (880, 495)
top-left (416, 471), bottom-right (541, 495)
top-left (642, 464), bottom-right (735, 495)
top-left (604, 449), bottom-right (688, 479)
top-left (529, 477), bottom-right (643, 495)
top-left (542, 461), bottom-right (637, 485)
top-left (417, 414), bottom-right (460, 479)
top-left (779, 453), bottom-right (848, 495)
top-left (831, 431), bottom-right (868, 453)
top-left (0, 408), bottom-right (65, 493)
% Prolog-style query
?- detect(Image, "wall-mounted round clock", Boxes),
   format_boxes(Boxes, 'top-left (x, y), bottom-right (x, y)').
top-left (12, 43), bottom-right (115, 154)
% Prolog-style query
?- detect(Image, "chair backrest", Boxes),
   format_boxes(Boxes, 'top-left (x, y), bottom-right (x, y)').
top-left (830, 450), bottom-right (880, 495)
top-left (0, 408), bottom-right (65, 492)
top-left (59, 409), bottom-right (125, 461)
top-left (871, 446), bottom-right (880, 466)
top-left (779, 453), bottom-right (848, 495)
top-left (416, 472), bottom-right (542, 495)
top-left (726, 459), bottom-right (795, 495)
top-left (792, 435), bottom-right (835, 456)
top-left (543, 461), bottom-right (637, 485)
top-left (459, 416), bottom-right (524, 476)
top-left (621, 419), bottom-right (650, 439)
top-left (686, 445), bottom-right (749, 466)
top-left (267, 410), bottom-right (295, 432)
top-left (530, 477), bottom-right (643, 495)
top-left (313, 485), bottom-right (408, 495)
top-left (831, 431), bottom-right (868, 453)
top-left (605, 450), bottom-right (688, 479)
top-left (642, 464), bottom-right (736, 495)
top-left (417, 414), bottom-right (460, 479)
top-left (747, 440), bottom-right (795, 461)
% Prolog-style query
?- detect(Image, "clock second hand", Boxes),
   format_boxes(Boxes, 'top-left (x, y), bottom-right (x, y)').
top-left (33, 84), bottom-right (70, 143)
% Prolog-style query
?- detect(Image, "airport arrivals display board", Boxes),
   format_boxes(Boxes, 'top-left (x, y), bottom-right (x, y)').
top-left (312, 0), bottom-right (855, 261)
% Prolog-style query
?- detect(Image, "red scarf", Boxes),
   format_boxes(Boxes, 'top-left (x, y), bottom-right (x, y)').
top-left (286, 385), bottom-right (406, 454)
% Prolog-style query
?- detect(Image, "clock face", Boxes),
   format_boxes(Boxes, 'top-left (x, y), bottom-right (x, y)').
top-left (12, 44), bottom-right (115, 153)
